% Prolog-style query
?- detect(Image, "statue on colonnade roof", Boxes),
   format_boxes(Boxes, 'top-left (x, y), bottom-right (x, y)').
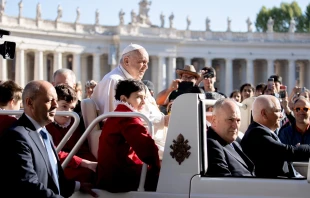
top-left (36, 3), bottom-right (41, 20)
top-left (56, 4), bottom-right (62, 21)
top-left (75, 7), bottom-right (80, 23)
top-left (160, 12), bottom-right (165, 28)
top-left (119, 9), bottom-right (125, 25)
top-left (137, 0), bottom-right (152, 26)
top-left (18, 0), bottom-right (23, 18)
top-left (0, 0), bottom-right (6, 15)
top-left (95, 9), bottom-right (99, 25)
top-left (205, 17), bottom-right (211, 31)
top-left (246, 17), bottom-right (252, 32)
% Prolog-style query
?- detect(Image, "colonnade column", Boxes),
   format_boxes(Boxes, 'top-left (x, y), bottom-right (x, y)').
top-left (184, 57), bottom-right (191, 66)
top-left (288, 59), bottom-right (296, 92)
top-left (0, 57), bottom-right (7, 81)
top-left (168, 57), bottom-right (176, 85)
top-left (204, 58), bottom-right (212, 68)
top-left (246, 58), bottom-right (254, 85)
top-left (72, 53), bottom-right (81, 81)
top-left (267, 59), bottom-right (274, 78)
top-left (53, 52), bottom-right (62, 72)
top-left (299, 62), bottom-right (305, 87)
top-left (225, 58), bottom-right (233, 96)
top-left (34, 50), bottom-right (44, 80)
top-left (158, 56), bottom-right (166, 90)
top-left (15, 49), bottom-right (25, 87)
top-left (92, 53), bottom-right (101, 82)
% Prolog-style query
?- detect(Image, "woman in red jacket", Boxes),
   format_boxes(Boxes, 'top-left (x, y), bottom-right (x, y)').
top-left (97, 79), bottom-right (160, 192)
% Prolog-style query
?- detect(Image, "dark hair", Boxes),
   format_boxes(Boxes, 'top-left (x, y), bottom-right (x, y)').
top-left (115, 79), bottom-right (146, 100)
top-left (240, 83), bottom-right (254, 93)
top-left (54, 83), bottom-right (77, 102)
top-left (201, 66), bottom-right (216, 78)
top-left (0, 80), bottom-right (23, 106)
top-left (230, 90), bottom-right (240, 98)
top-left (269, 75), bottom-right (282, 84)
top-left (255, 83), bottom-right (266, 92)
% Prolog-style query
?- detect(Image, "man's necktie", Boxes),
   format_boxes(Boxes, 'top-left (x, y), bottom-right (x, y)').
top-left (40, 129), bottom-right (60, 193)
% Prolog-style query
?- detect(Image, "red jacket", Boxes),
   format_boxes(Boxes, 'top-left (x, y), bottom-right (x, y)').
top-left (96, 103), bottom-right (160, 192)
top-left (0, 115), bottom-right (17, 136)
top-left (46, 118), bottom-right (96, 183)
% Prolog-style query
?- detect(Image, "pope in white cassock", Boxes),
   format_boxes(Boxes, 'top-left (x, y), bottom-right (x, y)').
top-left (91, 44), bottom-right (169, 156)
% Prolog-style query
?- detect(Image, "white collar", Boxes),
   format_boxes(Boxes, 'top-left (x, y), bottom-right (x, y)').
top-left (25, 114), bottom-right (44, 134)
top-left (119, 65), bottom-right (134, 79)
top-left (114, 100), bottom-right (137, 112)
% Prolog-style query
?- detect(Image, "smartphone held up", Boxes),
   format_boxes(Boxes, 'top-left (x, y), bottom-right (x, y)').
top-left (279, 85), bottom-right (287, 98)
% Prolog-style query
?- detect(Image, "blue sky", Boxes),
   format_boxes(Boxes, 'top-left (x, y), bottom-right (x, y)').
top-left (4, 0), bottom-right (310, 32)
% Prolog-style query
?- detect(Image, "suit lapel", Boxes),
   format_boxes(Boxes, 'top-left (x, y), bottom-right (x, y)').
top-left (28, 130), bottom-right (54, 177)
top-left (19, 114), bottom-right (60, 188)
top-left (223, 144), bottom-right (248, 169)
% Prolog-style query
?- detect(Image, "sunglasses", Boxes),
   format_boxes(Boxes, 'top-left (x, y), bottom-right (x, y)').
top-left (294, 107), bottom-right (310, 112)
top-left (85, 81), bottom-right (96, 87)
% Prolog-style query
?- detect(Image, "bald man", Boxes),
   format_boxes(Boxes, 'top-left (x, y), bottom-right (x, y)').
top-left (206, 98), bottom-right (254, 177)
top-left (279, 96), bottom-right (310, 148)
top-left (0, 80), bottom-right (97, 198)
top-left (241, 95), bottom-right (310, 178)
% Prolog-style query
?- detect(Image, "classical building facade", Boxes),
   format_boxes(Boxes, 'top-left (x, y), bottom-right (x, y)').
top-left (0, 1), bottom-right (310, 96)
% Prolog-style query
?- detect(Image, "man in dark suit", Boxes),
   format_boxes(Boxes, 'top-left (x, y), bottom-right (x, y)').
top-left (0, 80), bottom-right (97, 198)
top-left (206, 98), bottom-right (255, 177)
top-left (241, 95), bottom-right (310, 178)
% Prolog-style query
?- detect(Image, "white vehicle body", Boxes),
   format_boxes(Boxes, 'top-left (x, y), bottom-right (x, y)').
top-left (70, 93), bottom-right (310, 198)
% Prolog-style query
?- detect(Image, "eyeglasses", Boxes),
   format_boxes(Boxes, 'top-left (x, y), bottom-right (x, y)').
top-left (85, 80), bottom-right (97, 87)
top-left (294, 107), bottom-right (310, 113)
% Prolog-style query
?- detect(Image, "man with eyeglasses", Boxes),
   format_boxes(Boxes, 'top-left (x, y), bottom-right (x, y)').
top-left (156, 65), bottom-right (200, 106)
top-left (241, 95), bottom-right (310, 178)
top-left (279, 97), bottom-right (310, 152)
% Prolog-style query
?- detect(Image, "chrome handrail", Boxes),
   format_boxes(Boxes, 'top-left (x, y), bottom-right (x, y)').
top-left (63, 112), bottom-right (154, 192)
top-left (0, 110), bottom-right (80, 153)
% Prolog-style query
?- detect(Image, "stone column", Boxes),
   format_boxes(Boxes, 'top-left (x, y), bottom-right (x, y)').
top-left (34, 50), bottom-right (44, 80)
top-left (0, 58), bottom-right (7, 81)
top-left (43, 53), bottom-right (47, 80)
top-left (246, 58), bottom-right (254, 85)
top-left (72, 53), bottom-right (81, 81)
top-left (299, 62), bottom-right (305, 88)
top-left (184, 57), bottom-right (191, 66)
top-left (288, 59), bottom-right (295, 92)
top-left (152, 56), bottom-right (165, 94)
top-left (225, 58), bottom-right (233, 96)
top-left (168, 57), bottom-right (176, 85)
top-left (267, 59), bottom-right (274, 79)
top-left (15, 49), bottom-right (25, 88)
top-left (204, 58), bottom-right (212, 67)
top-left (92, 53), bottom-right (101, 82)
top-left (53, 52), bottom-right (62, 72)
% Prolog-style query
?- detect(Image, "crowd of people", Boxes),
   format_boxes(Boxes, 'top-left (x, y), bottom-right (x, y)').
top-left (0, 43), bottom-right (310, 197)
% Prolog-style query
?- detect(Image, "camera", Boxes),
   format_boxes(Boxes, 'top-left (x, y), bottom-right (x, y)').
top-left (0, 29), bottom-right (16, 60)
top-left (279, 85), bottom-right (287, 98)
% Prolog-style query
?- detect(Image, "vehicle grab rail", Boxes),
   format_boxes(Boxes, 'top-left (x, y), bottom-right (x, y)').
top-left (62, 111), bottom-right (154, 192)
top-left (0, 110), bottom-right (80, 153)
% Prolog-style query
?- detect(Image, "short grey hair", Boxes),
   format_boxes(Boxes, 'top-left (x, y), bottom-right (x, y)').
top-left (212, 98), bottom-right (237, 115)
top-left (52, 68), bottom-right (76, 84)
top-left (22, 81), bottom-right (41, 106)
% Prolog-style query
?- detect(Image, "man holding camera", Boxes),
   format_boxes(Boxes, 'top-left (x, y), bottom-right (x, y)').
top-left (197, 67), bottom-right (226, 99)
top-left (156, 65), bottom-right (200, 106)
